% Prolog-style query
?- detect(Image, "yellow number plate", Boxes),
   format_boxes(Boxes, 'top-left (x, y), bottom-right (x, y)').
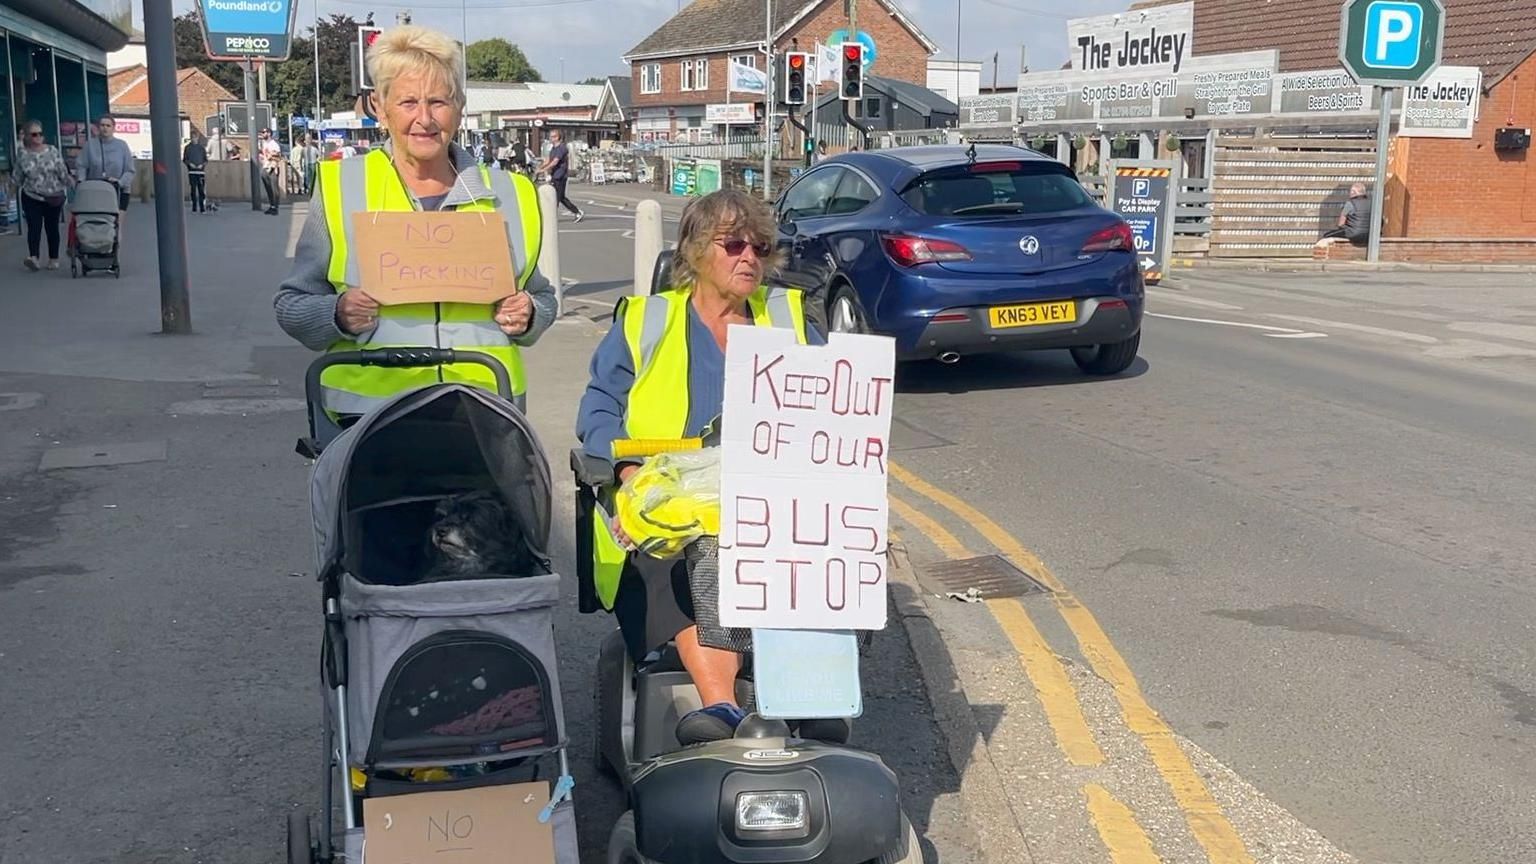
top-left (988, 301), bottom-right (1076, 329)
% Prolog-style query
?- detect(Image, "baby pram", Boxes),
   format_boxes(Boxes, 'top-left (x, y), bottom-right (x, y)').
top-left (67, 179), bottom-right (121, 278)
top-left (291, 348), bottom-right (577, 864)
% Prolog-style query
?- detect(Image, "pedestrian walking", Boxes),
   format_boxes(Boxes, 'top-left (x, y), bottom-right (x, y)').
top-left (183, 132), bottom-right (209, 213)
top-left (538, 129), bottom-right (584, 222)
top-left (257, 127), bottom-right (282, 214)
top-left (77, 115), bottom-right (135, 240)
top-left (13, 119), bottom-right (72, 270)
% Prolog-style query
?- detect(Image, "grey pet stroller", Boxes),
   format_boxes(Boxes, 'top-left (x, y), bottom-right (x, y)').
top-left (67, 179), bottom-right (120, 278)
top-left (290, 348), bottom-right (578, 864)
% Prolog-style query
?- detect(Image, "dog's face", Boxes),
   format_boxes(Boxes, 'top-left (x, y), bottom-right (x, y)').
top-left (430, 491), bottom-right (514, 568)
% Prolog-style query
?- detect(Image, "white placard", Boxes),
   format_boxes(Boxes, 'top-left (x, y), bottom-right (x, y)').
top-left (718, 326), bottom-right (896, 631)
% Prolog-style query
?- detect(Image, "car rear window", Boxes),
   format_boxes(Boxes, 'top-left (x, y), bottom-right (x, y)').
top-left (901, 163), bottom-right (1093, 216)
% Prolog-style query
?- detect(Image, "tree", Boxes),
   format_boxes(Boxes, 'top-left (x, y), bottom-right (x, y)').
top-left (577, 76), bottom-right (607, 86)
top-left (466, 39), bottom-right (542, 83)
top-left (169, 10), bottom-right (361, 121)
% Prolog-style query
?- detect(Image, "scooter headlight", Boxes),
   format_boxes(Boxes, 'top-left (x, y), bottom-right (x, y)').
top-left (734, 791), bottom-right (808, 833)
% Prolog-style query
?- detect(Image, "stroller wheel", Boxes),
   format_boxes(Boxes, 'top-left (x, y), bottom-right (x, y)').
top-left (70, 260), bottom-right (79, 278)
top-left (287, 810), bottom-right (315, 864)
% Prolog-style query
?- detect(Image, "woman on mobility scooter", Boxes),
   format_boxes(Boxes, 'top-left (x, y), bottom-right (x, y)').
top-left (577, 188), bottom-right (820, 744)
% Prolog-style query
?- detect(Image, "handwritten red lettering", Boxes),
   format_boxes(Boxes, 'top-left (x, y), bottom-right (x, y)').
top-left (752, 352), bottom-right (785, 408)
top-left (792, 500), bottom-right (830, 546)
top-left (735, 560), bottom-right (768, 611)
top-left (863, 436), bottom-right (886, 474)
top-left (735, 496), bottom-right (771, 548)
top-left (826, 558), bottom-right (848, 610)
top-left (858, 559), bottom-right (884, 605)
top-left (778, 558), bottom-right (811, 610)
top-left (840, 505), bottom-right (881, 552)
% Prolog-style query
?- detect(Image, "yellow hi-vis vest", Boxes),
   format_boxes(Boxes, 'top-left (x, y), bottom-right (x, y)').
top-left (591, 285), bottom-right (810, 611)
top-left (317, 149), bottom-right (543, 415)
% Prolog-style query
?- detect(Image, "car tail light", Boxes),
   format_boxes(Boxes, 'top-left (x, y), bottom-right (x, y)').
top-left (1082, 222), bottom-right (1134, 253)
top-left (1098, 299), bottom-right (1128, 310)
top-left (882, 234), bottom-right (972, 267)
top-left (931, 312), bottom-right (968, 323)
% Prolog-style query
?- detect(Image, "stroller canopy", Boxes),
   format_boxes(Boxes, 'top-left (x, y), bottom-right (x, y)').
top-left (311, 384), bottom-right (552, 579)
top-left (71, 179), bottom-right (120, 215)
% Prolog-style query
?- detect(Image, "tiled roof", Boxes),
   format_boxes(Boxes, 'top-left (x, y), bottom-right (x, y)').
top-left (1133, 0), bottom-right (1536, 84)
top-left (607, 76), bottom-right (633, 109)
top-left (626, 0), bottom-right (936, 59)
top-left (109, 67), bottom-right (233, 108)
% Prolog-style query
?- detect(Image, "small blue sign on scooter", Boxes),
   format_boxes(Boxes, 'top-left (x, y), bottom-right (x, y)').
top-left (196, 0), bottom-right (298, 61)
top-left (753, 628), bottom-right (862, 720)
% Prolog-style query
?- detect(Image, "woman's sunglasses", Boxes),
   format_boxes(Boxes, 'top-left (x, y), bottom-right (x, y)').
top-left (716, 237), bottom-right (773, 258)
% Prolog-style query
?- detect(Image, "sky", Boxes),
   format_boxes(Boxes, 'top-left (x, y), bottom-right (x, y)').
top-left (149, 0), bottom-right (1135, 86)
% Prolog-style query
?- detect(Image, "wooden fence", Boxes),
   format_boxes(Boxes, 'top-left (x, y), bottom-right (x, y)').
top-left (1208, 136), bottom-right (1377, 258)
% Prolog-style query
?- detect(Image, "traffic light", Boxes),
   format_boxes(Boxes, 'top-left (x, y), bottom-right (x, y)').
top-left (783, 51), bottom-right (808, 105)
top-left (840, 42), bottom-right (864, 101)
top-left (357, 26), bottom-right (383, 90)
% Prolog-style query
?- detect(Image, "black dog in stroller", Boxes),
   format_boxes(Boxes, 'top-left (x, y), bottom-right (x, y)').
top-left (289, 348), bottom-right (577, 864)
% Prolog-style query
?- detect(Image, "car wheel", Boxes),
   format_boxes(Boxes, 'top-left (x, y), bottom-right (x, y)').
top-left (1070, 332), bottom-right (1140, 375)
top-left (826, 288), bottom-right (867, 335)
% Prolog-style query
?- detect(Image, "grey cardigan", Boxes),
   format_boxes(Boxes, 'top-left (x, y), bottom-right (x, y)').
top-left (78, 135), bottom-right (136, 188)
top-left (273, 142), bottom-right (557, 352)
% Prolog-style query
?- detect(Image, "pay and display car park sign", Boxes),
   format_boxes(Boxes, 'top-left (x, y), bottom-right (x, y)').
top-left (1338, 0), bottom-right (1445, 86)
top-left (196, 0), bottom-right (298, 61)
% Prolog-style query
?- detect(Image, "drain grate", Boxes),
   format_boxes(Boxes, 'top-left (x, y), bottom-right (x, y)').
top-left (920, 554), bottom-right (1049, 599)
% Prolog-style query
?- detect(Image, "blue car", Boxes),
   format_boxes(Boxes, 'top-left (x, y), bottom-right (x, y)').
top-left (773, 144), bottom-right (1144, 374)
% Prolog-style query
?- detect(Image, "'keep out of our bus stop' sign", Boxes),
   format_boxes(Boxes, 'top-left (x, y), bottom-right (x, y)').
top-left (1109, 160), bottom-right (1176, 284)
top-left (196, 0), bottom-right (298, 61)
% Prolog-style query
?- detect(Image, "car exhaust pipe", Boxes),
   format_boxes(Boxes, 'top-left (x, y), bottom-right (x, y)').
top-left (937, 352), bottom-right (961, 364)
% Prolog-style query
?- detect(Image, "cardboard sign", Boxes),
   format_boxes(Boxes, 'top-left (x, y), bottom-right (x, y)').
top-left (362, 781), bottom-right (554, 864)
top-left (351, 211), bottom-right (517, 306)
top-left (718, 326), bottom-right (896, 631)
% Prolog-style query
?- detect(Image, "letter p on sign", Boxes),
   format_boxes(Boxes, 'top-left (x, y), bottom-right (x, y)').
top-left (1365, 1), bottom-right (1421, 68)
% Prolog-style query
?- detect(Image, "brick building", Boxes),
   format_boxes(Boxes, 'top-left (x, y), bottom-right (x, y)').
top-left (108, 65), bottom-right (237, 138)
top-left (1127, 0), bottom-right (1536, 259)
top-left (623, 0), bottom-right (937, 143)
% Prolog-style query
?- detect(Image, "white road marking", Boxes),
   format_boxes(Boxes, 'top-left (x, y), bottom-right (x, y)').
top-left (1264, 314), bottom-right (1439, 344)
top-left (559, 228), bottom-right (631, 234)
top-left (1447, 321), bottom-right (1536, 344)
top-left (1147, 312), bottom-right (1329, 340)
top-left (1147, 290), bottom-right (1245, 311)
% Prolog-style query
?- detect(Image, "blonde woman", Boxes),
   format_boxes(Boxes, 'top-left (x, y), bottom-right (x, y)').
top-left (274, 25), bottom-right (555, 416)
top-left (14, 120), bottom-right (73, 270)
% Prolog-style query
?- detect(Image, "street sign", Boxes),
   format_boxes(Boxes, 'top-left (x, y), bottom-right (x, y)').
top-left (220, 101), bottom-right (274, 136)
top-left (1338, 0), bottom-right (1444, 86)
top-left (1107, 160), bottom-right (1178, 284)
top-left (196, 0), bottom-right (298, 61)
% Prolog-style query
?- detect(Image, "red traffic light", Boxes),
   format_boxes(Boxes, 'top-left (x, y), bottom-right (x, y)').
top-left (844, 44), bottom-right (861, 60)
top-left (789, 53), bottom-right (805, 68)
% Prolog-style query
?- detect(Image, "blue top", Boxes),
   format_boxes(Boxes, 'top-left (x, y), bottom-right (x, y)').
top-left (549, 143), bottom-right (570, 180)
top-left (576, 301), bottom-right (824, 463)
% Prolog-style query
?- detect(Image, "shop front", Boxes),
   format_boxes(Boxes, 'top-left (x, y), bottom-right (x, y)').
top-left (0, 0), bottom-right (128, 232)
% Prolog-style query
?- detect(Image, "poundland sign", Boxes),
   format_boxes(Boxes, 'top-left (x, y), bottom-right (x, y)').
top-left (197, 0), bottom-right (297, 61)
top-left (1069, 2), bottom-right (1193, 76)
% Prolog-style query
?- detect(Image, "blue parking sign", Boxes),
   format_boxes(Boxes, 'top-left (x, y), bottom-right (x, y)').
top-left (1363, 1), bottom-right (1422, 69)
top-left (1132, 178), bottom-right (1151, 198)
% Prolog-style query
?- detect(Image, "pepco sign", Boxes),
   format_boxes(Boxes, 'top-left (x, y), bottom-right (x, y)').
top-left (195, 0), bottom-right (296, 61)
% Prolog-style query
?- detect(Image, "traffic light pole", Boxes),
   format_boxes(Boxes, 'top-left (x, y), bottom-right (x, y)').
top-left (841, 100), bottom-right (871, 151)
top-left (785, 105), bottom-right (811, 167)
top-left (246, 60), bottom-right (261, 211)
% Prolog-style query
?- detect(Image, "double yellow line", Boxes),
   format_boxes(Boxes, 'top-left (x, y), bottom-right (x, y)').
top-left (890, 463), bottom-right (1253, 864)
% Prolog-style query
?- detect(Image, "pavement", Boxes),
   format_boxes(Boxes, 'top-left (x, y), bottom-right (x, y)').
top-left (3, 190), bottom-right (1534, 864)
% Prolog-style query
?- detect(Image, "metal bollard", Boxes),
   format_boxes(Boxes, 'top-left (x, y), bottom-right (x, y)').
top-left (537, 183), bottom-right (562, 314)
top-left (632, 199), bottom-right (664, 297)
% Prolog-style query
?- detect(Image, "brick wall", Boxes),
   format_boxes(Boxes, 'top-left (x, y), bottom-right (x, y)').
top-left (178, 72), bottom-right (238, 136)
top-left (1314, 237), bottom-right (1536, 263)
top-left (629, 0), bottom-right (931, 111)
top-left (1397, 52), bottom-right (1536, 238)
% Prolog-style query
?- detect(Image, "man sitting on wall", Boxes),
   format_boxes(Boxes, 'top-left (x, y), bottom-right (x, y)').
top-left (1321, 183), bottom-right (1372, 245)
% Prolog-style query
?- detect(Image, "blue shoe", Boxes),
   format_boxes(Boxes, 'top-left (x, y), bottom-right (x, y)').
top-left (677, 702), bottom-right (746, 745)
